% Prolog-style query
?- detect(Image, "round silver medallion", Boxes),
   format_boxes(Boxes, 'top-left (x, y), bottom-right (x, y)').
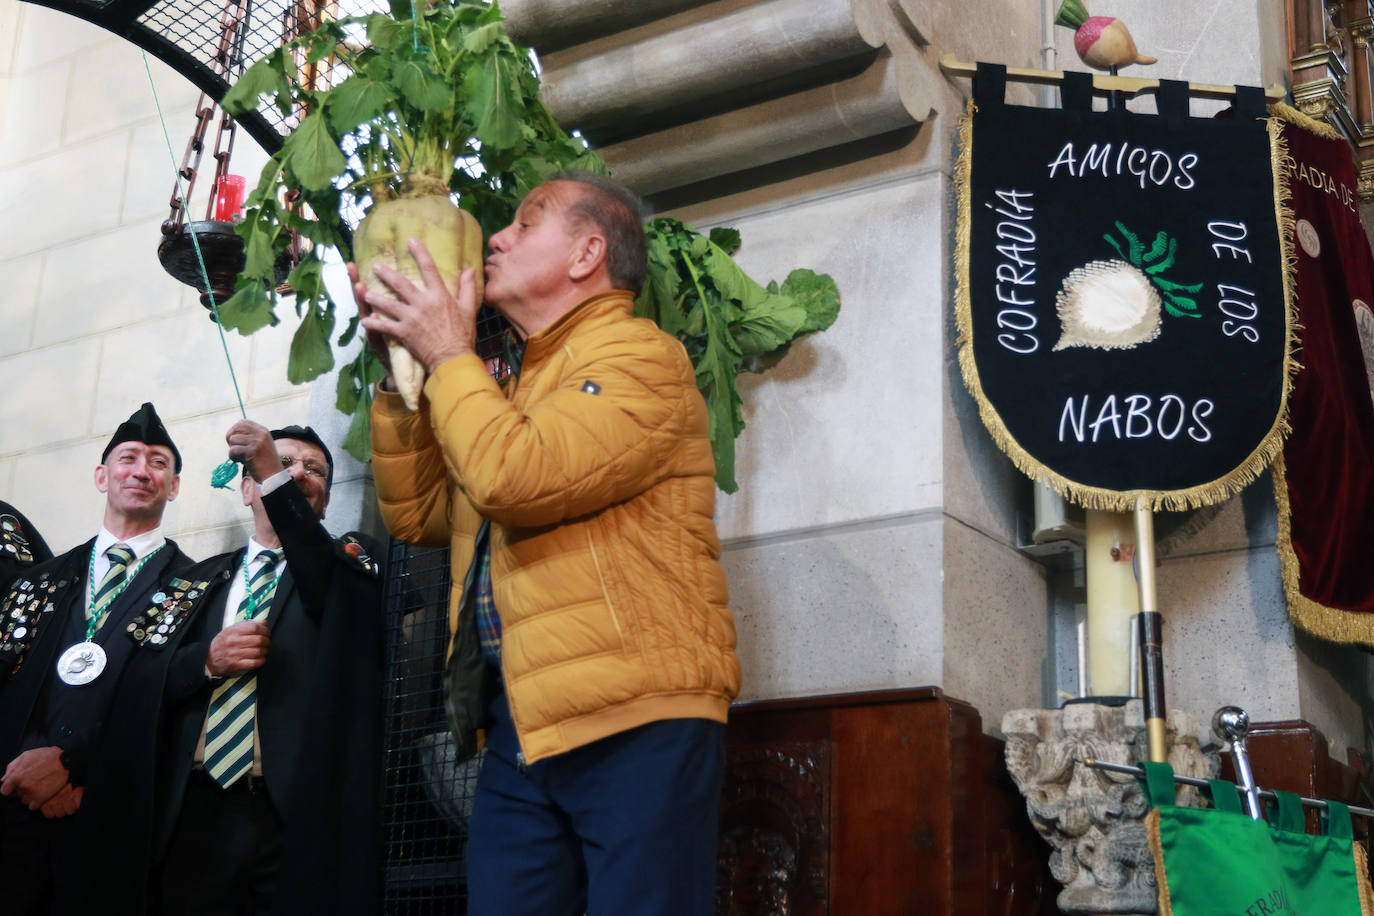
top-left (1297, 218), bottom-right (1322, 258)
top-left (57, 641), bottom-right (106, 686)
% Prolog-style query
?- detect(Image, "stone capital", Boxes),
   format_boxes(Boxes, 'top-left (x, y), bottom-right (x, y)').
top-left (1002, 701), bottom-right (1219, 915)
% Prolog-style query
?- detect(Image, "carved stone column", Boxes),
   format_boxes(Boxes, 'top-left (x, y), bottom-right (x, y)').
top-left (1002, 701), bottom-right (1219, 915)
top-left (1346, 16), bottom-right (1374, 201)
top-left (1346, 15), bottom-right (1373, 129)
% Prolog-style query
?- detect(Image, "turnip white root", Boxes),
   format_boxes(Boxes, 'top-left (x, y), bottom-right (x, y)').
top-left (1054, 223), bottom-right (1201, 351)
top-left (354, 195), bottom-right (484, 411)
top-left (1055, 259), bottom-right (1161, 350)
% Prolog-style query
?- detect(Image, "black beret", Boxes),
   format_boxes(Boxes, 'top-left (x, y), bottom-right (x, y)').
top-left (102, 402), bottom-right (181, 472)
top-left (270, 425), bottom-right (333, 490)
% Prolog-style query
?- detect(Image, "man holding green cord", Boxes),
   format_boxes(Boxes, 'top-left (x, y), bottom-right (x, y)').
top-left (0, 402), bottom-right (189, 914)
top-left (146, 420), bottom-right (384, 915)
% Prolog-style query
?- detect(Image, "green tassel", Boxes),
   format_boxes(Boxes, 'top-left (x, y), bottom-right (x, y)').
top-left (210, 459), bottom-right (240, 490)
top-left (1055, 0), bottom-right (1089, 29)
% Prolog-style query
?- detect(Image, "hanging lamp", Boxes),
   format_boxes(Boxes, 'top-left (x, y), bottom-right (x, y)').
top-left (155, 0), bottom-right (323, 314)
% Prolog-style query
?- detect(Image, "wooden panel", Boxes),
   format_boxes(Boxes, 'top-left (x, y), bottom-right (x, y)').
top-left (1220, 719), bottom-right (1374, 841)
top-left (717, 740), bottom-right (831, 915)
top-left (718, 688), bottom-right (1055, 916)
top-left (832, 694), bottom-right (953, 912)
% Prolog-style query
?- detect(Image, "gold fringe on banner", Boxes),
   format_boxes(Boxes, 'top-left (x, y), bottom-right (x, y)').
top-left (1145, 809), bottom-right (1176, 916)
top-left (1356, 842), bottom-right (1374, 916)
top-left (953, 99), bottom-right (1301, 513)
top-left (1271, 455), bottom-right (1374, 648)
top-left (1269, 100), bottom-right (1346, 141)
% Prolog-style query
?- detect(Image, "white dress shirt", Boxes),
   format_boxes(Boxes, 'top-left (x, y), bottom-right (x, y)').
top-left (194, 538), bottom-right (286, 774)
top-left (219, 537), bottom-right (288, 630)
top-left (87, 526), bottom-right (166, 612)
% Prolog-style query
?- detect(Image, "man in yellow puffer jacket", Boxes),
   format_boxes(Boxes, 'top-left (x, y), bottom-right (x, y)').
top-left (352, 172), bottom-right (741, 915)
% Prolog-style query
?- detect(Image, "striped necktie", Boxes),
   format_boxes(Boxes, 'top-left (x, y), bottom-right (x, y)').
top-left (204, 549), bottom-right (280, 789)
top-left (90, 543), bottom-right (135, 626)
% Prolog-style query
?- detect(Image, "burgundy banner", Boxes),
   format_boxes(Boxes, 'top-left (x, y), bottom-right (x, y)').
top-left (1273, 106), bottom-right (1374, 646)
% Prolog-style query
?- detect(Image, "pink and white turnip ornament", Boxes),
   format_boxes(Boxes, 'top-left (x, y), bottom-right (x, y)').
top-left (1055, 0), bottom-right (1157, 71)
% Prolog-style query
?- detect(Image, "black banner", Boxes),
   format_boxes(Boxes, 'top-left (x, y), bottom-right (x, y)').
top-left (955, 65), bottom-right (1294, 509)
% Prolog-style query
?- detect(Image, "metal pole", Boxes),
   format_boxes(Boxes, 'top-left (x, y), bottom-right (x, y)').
top-left (1213, 707), bottom-right (1264, 819)
top-left (1134, 496), bottom-right (1167, 763)
top-left (1083, 757), bottom-right (1374, 819)
top-left (1128, 612), bottom-right (1140, 697)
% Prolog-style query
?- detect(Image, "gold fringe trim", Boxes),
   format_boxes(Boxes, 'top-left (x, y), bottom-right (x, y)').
top-left (1272, 454), bottom-right (1374, 648)
top-left (1269, 109), bottom-right (1303, 402)
top-left (1356, 840), bottom-right (1374, 916)
top-left (1145, 809), bottom-right (1175, 916)
top-left (953, 101), bottom-right (1301, 511)
top-left (1269, 100), bottom-right (1346, 141)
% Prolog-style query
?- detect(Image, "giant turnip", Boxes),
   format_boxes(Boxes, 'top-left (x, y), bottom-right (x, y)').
top-left (354, 192), bottom-right (484, 411)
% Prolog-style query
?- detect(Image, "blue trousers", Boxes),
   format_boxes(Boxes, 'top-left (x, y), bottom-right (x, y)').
top-left (466, 690), bottom-right (724, 916)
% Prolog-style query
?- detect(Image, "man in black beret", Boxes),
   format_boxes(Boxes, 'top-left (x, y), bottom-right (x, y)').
top-left (0, 502), bottom-right (52, 596)
top-left (0, 402), bottom-right (191, 915)
top-left (76, 418), bottom-right (385, 915)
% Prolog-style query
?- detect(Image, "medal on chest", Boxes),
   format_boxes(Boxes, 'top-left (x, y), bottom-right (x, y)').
top-left (0, 573), bottom-right (61, 676)
top-left (56, 641), bottom-right (106, 685)
top-left (126, 577), bottom-right (212, 649)
top-left (0, 514), bottom-right (35, 564)
top-left (57, 543), bottom-right (164, 685)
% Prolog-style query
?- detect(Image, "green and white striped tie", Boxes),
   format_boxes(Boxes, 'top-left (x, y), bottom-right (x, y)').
top-left (204, 549), bottom-right (280, 788)
top-left (90, 543), bottom-right (135, 625)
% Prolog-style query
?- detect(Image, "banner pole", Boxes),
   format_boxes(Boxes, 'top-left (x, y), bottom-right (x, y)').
top-left (1099, 71), bottom-right (1168, 765)
top-left (937, 53), bottom-right (1286, 102)
top-left (1134, 496), bottom-right (1167, 762)
top-left (1084, 755), bottom-right (1374, 819)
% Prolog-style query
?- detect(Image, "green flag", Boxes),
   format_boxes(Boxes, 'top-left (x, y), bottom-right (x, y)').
top-left (1141, 761), bottom-right (1372, 915)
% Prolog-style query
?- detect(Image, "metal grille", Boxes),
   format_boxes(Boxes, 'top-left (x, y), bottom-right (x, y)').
top-left (382, 540), bottom-right (477, 914)
top-left (136, 0), bottom-right (274, 89)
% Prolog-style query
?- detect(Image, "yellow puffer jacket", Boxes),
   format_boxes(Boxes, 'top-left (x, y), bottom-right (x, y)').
top-left (371, 290), bottom-right (741, 763)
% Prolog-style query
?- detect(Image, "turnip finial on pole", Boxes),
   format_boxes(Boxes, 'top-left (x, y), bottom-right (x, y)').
top-left (1055, 0), bottom-right (1158, 71)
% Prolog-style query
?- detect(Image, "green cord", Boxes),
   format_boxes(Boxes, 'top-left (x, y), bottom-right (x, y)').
top-left (141, 50), bottom-right (247, 489)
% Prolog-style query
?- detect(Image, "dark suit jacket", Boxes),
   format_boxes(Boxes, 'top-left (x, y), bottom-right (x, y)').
top-left (0, 537), bottom-right (189, 785)
top-left (74, 482), bottom-right (385, 915)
